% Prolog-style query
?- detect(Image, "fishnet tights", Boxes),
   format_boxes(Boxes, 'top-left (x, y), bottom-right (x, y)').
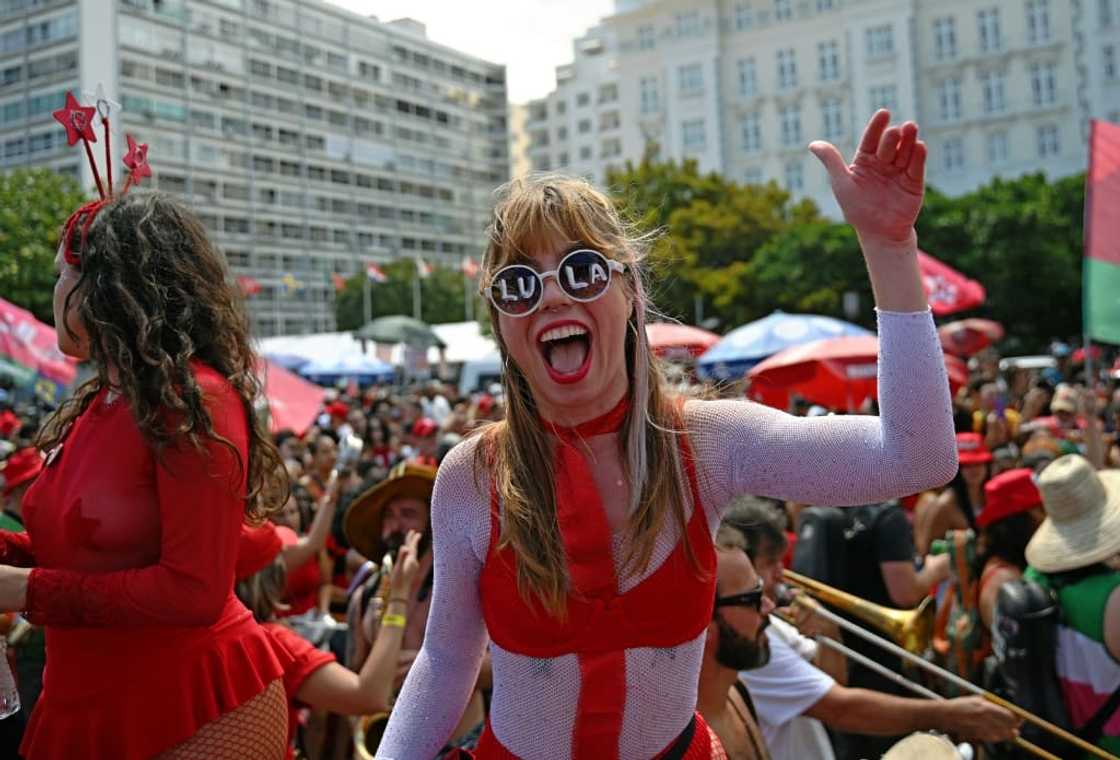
top-left (157, 680), bottom-right (288, 760)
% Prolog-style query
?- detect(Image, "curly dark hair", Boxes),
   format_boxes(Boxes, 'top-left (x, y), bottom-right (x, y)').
top-left (39, 192), bottom-right (287, 521)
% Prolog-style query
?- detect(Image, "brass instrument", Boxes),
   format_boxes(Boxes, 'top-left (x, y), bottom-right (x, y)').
top-left (353, 549), bottom-right (398, 758)
top-left (778, 569), bottom-right (1118, 760)
top-left (782, 569), bottom-right (933, 655)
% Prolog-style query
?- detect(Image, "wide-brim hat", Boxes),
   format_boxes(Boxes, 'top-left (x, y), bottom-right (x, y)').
top-left (1026, 455), bottom-right (1120, 573)
top-left (344, 461), bottom-right (436, 560)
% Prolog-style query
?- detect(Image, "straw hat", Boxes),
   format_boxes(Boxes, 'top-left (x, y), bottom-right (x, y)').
top-left (344, 461), bottom-right (436, 560)
top-left (1025, 455), bottom-right (1120, 573)
top-left (882, 732), bottom-right (959, 760)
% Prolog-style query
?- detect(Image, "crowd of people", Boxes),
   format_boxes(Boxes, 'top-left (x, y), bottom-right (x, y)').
top-left (0, 103), bottom-right (1116, 760)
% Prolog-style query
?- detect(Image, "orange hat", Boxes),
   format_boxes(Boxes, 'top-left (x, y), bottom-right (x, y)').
top-left (978, 468), bottom-right (1042, 528)
top-left (956, 432), bottom-right (993, 466)
top-left (235, 524), bottom-right (282, 581)
top-left (1, 448), bottom-right (43, 496)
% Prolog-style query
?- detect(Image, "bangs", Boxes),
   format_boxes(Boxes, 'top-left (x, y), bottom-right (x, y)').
top-left (484, 175), bottom-right (630, 274)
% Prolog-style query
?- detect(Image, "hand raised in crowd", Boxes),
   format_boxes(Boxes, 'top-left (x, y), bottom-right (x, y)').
top-left (389, 529), bottom-right (422, 601)
top-left (941, 696), bottom-right (1021, 744)
top-left (810, 109), bottom-right (926, 247)
top-left (1021, 387), bottom-right (1050, 420)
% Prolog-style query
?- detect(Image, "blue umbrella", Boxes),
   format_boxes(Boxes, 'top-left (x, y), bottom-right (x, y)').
top-left (263, 352), bottom-right (311, 372)
top-left (696, 311), bottom-right (873, 381)
top-left (299, 354), bottom-right (395, 385)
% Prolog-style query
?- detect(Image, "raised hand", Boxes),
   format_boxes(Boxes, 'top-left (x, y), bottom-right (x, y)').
top-left (810, 110), bottom-right (926, 246)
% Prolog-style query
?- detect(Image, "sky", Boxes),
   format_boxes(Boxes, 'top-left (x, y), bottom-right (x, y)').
top-left (326, 0), bottom-right (616, 103)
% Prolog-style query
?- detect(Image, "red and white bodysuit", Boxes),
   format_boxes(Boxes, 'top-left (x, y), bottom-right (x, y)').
top-left (377, 310), bottom-right (957, 760)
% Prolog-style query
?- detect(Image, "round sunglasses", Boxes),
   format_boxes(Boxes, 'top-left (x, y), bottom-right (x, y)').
top-left (486, 248), bottom-right (626, 318)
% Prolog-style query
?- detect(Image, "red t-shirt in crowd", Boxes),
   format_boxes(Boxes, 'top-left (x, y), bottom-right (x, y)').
top-left (263, 621), bottom-right (336, 755)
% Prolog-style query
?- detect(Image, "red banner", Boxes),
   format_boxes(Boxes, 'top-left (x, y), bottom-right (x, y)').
top-left (0, 297), bottom-right (76, 386)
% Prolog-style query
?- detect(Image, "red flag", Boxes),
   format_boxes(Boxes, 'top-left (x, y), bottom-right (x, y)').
top-left (366, 263), bottom-right (388, 283)
top-left (237, 275), bottom-right (262, 297)
top-left (331, 273), bottom-right (347, 292)
top-left (461, 256), bottom-right (480, 279)
top-left (1085, 119), bottom-right (1120, 344)
top-left (917, 250), bottom-right (986, 316)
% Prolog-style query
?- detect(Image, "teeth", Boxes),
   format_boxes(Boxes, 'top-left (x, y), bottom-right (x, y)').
top-left (539, 325), bottom-right (588, 343)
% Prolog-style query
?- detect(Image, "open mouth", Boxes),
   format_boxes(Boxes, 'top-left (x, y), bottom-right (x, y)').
top-left (538, 322), bottom-right (592, 384)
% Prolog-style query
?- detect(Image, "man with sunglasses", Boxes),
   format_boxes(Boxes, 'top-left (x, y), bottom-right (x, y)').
top-left (730, 509), bottom-right (1021, 759)
top-left (697, 526), bottom-right (775, 759)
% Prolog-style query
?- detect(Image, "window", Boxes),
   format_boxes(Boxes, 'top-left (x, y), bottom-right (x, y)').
top-left (1026, 0), bottom-right (1051, 45)
top-left (675, 11), bottom-right (701, 37)
top-left (1037, 124), bottom-right (1060, 157)
top-left (1103, 0), bottom-right (1116, 26)
top-left (598, 83), bottom-right (618, 103)
top-left (978, 8), bottom-right (1002, 52)
top-left (640, 76), bottom-right (659, 113)
top-left (784, 160), bottom-right (804, 191)
top-left (577, 92), bottom-right (591, 107)
top-left (580, 145), bottom-right (592, 160)
top-left (599, 110), bottom-right (620, 131)
top-left (818, 41), bottom-right (840, 81)
top-left (979, 70), bottom-right (1006, 113)
top-left (678, 63), bottom-right (704, 96)
top-left (578, 119), bottom-right (592, 134)
top-left (817, 0), bottom-right (835, 9)
top-left (556, 101), bottom-right (567, 115)
top-left (780, 104), bottom-right (802, 146)
top-left (933, 17), bottom-right (957, 60)
top-left (600, 137), bottom-right (622, 158)
top-left (743, 167), bottom-right (764, 185)
top-left (557, 126), bottom-right (568, 141)
top-left (637, 24), bottom-right (655, 50)
top-left (937, 78), bottom-right (962, 121)
top-left (681, 118), bottom-right (706, 152)
top-left (776, 49), bottom-right (798, 90)
top-left (869, 84), bottom-right (897, 112)
top-left (942, 137), bottom-right (965, 171)
top-left (986, 130), bottom-right (1009, 163)
top-left (741, 112), bottom-right (762, 153)
top-left (1105, 45), bottom-right (1118, 80)
top-left (738, 57), bottom-right (758, 97)
top-left (1030, 62), bottom-right (1057, 106)
top-left (734, 3), bottom-right (754, 30)
top-left (822, 98), bottom-right (844, 139)
top-left (774, 0), bottom-right (792, 21)
top-left (866, 24), bottom-right (894, 58)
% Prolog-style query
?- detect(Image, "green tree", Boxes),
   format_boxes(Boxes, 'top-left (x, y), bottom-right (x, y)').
top-left (917, 172), bottom-right (1084, 353)
top-left (0, 169), bottom-right (87, 323)
top-left (335, 259), bottom-right (476, 330)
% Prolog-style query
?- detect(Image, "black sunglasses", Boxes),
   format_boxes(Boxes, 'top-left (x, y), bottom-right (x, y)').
top-left (714, 578), bottom-right (766, 612)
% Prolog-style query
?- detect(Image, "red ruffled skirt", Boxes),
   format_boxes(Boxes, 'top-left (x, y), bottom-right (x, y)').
top-left (20, 594), bottom-right (291, 760)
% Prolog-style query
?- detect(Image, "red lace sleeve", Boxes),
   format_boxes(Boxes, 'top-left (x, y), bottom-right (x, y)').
top-left (0, 530), bottom-right (35, 568)
top-left (25, 371), bottom-right (249, 627)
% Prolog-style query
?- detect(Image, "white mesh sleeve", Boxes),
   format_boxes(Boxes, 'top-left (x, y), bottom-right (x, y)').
top-left (686, 309), bottom-right (958, 511)
top-left (375, 437), bottom-right (491, 760)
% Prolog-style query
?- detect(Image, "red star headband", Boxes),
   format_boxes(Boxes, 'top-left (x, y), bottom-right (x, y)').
top-left (52, 89), bottom-right (152, 268)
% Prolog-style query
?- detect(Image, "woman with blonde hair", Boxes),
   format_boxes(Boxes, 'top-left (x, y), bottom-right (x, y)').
top-left (376, 111), bottom-right (959, 759)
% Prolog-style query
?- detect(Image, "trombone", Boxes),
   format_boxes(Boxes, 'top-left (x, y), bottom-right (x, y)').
top-left (780, 569), bottom-right (1119, 760)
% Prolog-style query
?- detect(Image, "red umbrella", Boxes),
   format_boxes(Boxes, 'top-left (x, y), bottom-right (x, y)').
top-left (938, 318), bottom-right (1005, 357)
top-left (918, 250), bottom-right (986, 316)
top-left (257, 359), bottom-right (325, 435)
top-left (645, 322), bottom-right (719, 360)
top-left (0, 297), bottom-right (76, 386)
top-left (746, 335), bottom-right (967, 412)
top-left (1072, 345), bottom-right (1103, 364)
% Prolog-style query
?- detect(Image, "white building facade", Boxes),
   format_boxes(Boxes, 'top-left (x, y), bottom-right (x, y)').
top-left (0, 0), bottom-right (510, 337)
top-left (524, 0), bottom-right (1120, 217)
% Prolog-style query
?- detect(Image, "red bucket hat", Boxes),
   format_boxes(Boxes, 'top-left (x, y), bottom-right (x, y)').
top-left (235, 524), bottom-right (283, 581)
top-left (956, 432), bottom-right (993, 466)
top-left (978, 468), bottom-right (1043, 528)
top-left (2, 448), bottom-right (43, 496)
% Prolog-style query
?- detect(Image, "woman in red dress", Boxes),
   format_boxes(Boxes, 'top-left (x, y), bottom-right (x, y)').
top-left (0, 188), bottom-right (292, 759)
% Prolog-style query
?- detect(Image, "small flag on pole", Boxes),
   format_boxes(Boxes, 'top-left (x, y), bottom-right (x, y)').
top-left (331, 273), bottom-right (347, 292)
top-left (236, 275), bottom-right (262, 297)
top-left (461, 256), bottom-right (480, 280)
top-left (1085, 119), bottom-right (1120, 344)
top-left (416, 257), bottom-right (432, 279)
top-left (280, 273), bottom-right (303, 295)
top-left (366, 263), bottom-right (388, 283)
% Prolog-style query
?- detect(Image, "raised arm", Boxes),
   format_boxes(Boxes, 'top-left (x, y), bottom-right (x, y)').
top-left (10, 376), bottom-right (249, 626)
top-left (687, 310), bottom-right (957, 508)
top-left (375, 438), bottom-right (490, 759)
